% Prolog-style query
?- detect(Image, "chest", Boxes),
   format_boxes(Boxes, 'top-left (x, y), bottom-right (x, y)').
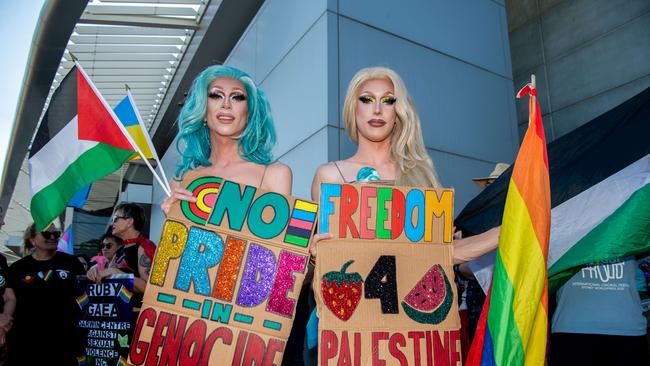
top-left (13, 263), bottom-right (77, 294)
top-left (195, 164), bottom-right (266, 187)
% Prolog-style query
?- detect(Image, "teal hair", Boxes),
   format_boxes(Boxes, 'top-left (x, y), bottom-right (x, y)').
top-left (175, 65), bottom-right (276, 178)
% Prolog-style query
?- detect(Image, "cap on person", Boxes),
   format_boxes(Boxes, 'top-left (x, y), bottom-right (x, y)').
top-left (472, 163), bottom-right (511, 188)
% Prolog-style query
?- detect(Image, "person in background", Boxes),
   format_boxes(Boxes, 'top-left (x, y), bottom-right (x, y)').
top-left (470, 163), bottom-right (510, 189)
top-left (7, 223), bottom-right (85, 365)
top-left (76, 254), bottom-right (90, 272)
top-left (88, 203), bottom-right (154, 312)
top-left (550, 257), bottom-right (649, 365)
top-left (20, 241), bottom-right (33, 258)
top-left (0, 207), bottom-right (16, 365)
top-left (86, 234), bottom-right (124, 276)
top-left (455, 162), bottom-right (510, 360)
top-left (98, 233), bottom-right (124, 264)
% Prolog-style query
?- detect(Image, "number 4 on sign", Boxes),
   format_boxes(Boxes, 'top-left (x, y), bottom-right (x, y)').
top-left (364, 256), bottom-right (398, 314)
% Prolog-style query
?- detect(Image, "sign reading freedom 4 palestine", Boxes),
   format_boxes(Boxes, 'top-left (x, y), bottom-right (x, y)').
top-left (130, 172), bottom-right (317, 365)
top-left (316, 183), bottom-right (461, 366)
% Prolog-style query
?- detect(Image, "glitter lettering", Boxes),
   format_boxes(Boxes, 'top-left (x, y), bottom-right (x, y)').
top-left (174, 227), bottom-right (224, 296)
top-left (236, 244), bottom-right (277, 307)
top-left (266, 251), bottom-right (307, 317)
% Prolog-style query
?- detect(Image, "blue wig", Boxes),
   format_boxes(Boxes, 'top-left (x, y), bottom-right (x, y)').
top-left (175, 65), bottom-right (276, 178)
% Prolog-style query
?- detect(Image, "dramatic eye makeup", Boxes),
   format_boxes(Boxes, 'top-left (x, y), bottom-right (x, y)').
top-left (380, 96), bottom-right (396, 105)
top-left (231, 92), bottom-right (247, 101)
top-left (208, 90), bottom-right (247, 102)
top-left (358, 95), bottom-right (396, 105)
top-left (359, 95), bottom-right (375, 104)
top-left (208, 90), bottom-right (224, 100)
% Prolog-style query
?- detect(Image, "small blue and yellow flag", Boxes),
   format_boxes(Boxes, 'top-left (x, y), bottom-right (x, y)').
top-left (114, 95), bottom-right (154, 160)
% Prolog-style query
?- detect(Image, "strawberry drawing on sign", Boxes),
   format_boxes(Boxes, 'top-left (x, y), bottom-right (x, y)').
top-left (321, 260), bottom-right (363, 321)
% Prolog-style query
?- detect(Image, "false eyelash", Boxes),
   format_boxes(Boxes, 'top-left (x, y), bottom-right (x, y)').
top-left (381, 96), bottom-right (397, 105)
top-left (359, 95), bottom-right (375, 104)
top-left (231, 93), bottom-right (247, 101)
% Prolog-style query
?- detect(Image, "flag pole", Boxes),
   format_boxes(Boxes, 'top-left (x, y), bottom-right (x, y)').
top-left (74, 61), bottom-right (171, 197)
top-left (125, 87), bottom-right (172, 193)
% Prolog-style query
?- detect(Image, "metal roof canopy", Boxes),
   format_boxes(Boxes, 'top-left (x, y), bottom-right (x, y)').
top-left (56, 0), bottom-right (210, 129)
top-left (0, 0), bottom-right (264, 243)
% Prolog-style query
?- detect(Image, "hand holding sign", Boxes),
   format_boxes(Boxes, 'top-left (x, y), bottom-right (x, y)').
top-left (316, 182), bottom-right (461, 366)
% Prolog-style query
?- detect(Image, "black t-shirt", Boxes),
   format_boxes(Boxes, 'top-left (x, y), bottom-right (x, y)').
top-left (113, 243), bottom-right (139, 275)
top-left (113, 244), bottom-right (143, 308)
top-left (6, 252), bottom-right (85, 366)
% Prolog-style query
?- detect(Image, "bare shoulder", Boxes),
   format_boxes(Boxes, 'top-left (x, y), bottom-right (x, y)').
top-left (266, 161), bottom-right (292, 177)
top-left (314, 161), bottom-right (345, 184)
top-left (262, 162), bottom-right (293, 195)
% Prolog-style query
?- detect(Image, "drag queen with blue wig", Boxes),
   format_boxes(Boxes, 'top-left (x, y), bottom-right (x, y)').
top-left (161, 65), bottom-right (292, 214)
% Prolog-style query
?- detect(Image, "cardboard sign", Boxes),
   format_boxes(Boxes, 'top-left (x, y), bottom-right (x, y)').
top-left (130, 172), bottom-right (316, 365)
top-left (77, 274), bottom-right (134, 366)
top-left (316, 183), bottom-right (461, 366)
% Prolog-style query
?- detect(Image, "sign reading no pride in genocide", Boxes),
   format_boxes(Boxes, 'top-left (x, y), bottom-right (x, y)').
top-left (316, 183), bottom-right (461, 366)
top-left (129, 171), bottom-right (317, 365)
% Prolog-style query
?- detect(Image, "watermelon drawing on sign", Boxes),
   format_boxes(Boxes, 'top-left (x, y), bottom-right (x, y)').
top-left (401, 264), bottom-right (453, 324)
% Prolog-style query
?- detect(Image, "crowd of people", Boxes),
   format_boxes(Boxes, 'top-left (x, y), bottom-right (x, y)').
top-left (0, 202), bottom-right (155, 365)
top-left (0, 64), bottom-right (647, 365)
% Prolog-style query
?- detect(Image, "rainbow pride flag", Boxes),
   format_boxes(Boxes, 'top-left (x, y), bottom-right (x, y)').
top-left (117, 356), bottom-right (129, 366)
top-left (118, 285), bottom-right (132, 303)
top-left (76, 293), bottom-right (90, 309)
top-left (467, 78), bottom-right (550, 365)
top-left (77, 355), bottom-right (87, 366)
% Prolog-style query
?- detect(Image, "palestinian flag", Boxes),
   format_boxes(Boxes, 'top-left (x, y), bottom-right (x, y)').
top-left (547, 154), bottom-right (650, 292)
top-left (457, 86), bottom-right (650, 294)
top-left (29, 65), bottom-right (135, 230)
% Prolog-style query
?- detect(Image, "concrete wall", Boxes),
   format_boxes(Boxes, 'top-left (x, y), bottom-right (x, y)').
top-left (507, 0), bottom-right (650, 141)
top-left (227, 0), bottom-right (331, 201)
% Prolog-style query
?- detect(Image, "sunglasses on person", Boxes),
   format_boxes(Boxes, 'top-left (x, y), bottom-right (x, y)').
top-left (100, 242), bottom-right (115, 249)
top-left (40, 231), bottom-right (61, 240)
top-left (112, 215), bottom-right (129, 223)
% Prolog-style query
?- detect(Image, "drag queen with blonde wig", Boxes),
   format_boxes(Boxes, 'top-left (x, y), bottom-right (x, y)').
top-left (311, 66), bottom-right (499, 262)
top-left (162, 65), bottom-right (292, 214)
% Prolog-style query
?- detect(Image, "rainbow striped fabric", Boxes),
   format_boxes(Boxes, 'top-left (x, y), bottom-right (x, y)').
top-left (76, 293), bottom-right (90, 309)
top-left (76, 355), bottom-right (87, 366)
top-left (118, 285), bottom-right (133, 303)
top-left (467, 81), bottom-right (551, 365)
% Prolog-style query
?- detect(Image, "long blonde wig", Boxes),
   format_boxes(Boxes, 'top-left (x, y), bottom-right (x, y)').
top-left (343, 67), bottom-right (440, 188)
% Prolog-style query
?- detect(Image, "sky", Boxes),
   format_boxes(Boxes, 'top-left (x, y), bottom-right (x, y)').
top-left (0, 1), bottom-right (46, 180)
